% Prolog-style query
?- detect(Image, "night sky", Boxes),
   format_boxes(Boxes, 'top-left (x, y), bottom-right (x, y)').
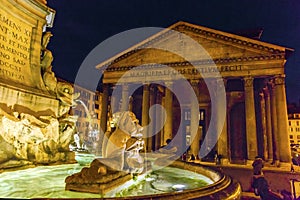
top-left (47, 0), bottom-right (300, 103)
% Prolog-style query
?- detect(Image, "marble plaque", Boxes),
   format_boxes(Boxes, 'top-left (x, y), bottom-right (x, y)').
top-left (0, 7), bottom-right (32, 84)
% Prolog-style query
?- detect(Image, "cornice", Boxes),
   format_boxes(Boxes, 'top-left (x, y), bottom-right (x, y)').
top-left (106, 54), bottom-right (285, 72)
top-left (173, 23), bottom-right (289, 54)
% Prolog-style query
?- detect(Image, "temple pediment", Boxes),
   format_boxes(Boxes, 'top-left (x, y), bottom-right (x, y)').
top-left (99, 21), bottom-right (292, 70)
top-left (99, 21), bottom-right (293, 83)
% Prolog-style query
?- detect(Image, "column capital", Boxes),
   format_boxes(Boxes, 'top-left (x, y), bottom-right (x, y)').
top-left (243, 76), bottom-right (254, 87)
top-left (215, 78), bottom-right (226, 87)
top-left (274, 74), bottom-right (286, 85)
top-left (267, 79), bottom-right (275, 90)
top-left (197, 78), bottom-right (225, 89)
top-left (143, 83), bottom-right (150, 91)
top-left (190, 79), bottom-right (199, 86)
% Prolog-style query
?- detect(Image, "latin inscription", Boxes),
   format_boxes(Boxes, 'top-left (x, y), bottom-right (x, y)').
top-left (0, 10), bottom-right (32, 82)
top-left (128, 65), bottom-right (242, 78)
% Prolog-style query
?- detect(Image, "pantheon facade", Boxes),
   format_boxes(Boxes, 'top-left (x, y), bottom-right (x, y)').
top-left (97, 21), bottom-right (293, 164)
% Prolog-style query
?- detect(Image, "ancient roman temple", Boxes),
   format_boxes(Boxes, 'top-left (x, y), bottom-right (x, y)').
top-left (97, 21), bottom-right (293, 165)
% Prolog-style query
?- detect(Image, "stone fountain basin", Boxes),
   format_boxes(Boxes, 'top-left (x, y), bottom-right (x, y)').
top-left (0, 159), bottom-right (241, 199)
top-left (69, 160), bottom-right (241, 200)
top-left (157, 161), bottom-right (242, 200)
top-left (113, 161), bottom-right (241, 200)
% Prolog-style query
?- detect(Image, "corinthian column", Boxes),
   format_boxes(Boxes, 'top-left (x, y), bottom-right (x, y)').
top-left (148, 85), bottom-right (157, 151)
top-left (163, 82), bottom-right (173, 143)
top-left (128, 96), bottom-right (133, 112)
top-left (190, 79), bottom-right (200, 160)
top-left (274, 75), bottom-right (291, 163)
top-left (215, 78), bottom-right (228, 160)
top-left (263, 86), bottom-right (273, 161)
top-left (120, 84), bottom-right (129, 111)
top-left (259, 92), bottom-right (268, 160)
top-left (155, 89), bottom-right (163, 149)
top-left (269, 80), bottom-right (279, 163)
top-left (142, 84), bottom-right (150, 151)
top-left (244, 76), bottom-right (258, 160)
top-left (110, 85), bottom-right (119, 114)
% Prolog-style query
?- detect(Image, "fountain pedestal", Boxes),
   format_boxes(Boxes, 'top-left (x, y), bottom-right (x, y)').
top-left (0, 0), bottom-right (78, 169)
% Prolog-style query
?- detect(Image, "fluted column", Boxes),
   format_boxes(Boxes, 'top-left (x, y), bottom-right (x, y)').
top-left (155, 90), bottom-right (163, 149)
top-left (274, 75), bottom-right (291, 162)
top-left (190, 79), bottom-right (200, 159)
top-left (128, 96), bottom-right (133, 112)
top-left (142, 84), bottom-right (150, 151)
top-left (263, 86), bottom-right (273, 161)
top-left (163, 82), bottom-right (173, 144)
top-left (148, 86), bottom-right (157, 151)
top-left (216, 78), bottom-right (228, 160)
top-left (244, 76), bottom-right (258, 160)
top-left (120, 84), bottom-right (129, 111)
top-left (110, 85), bottom-right (119, 114)
top-left (259, 92), bottom-right (268, 160)
top-left (269, 80), bottom-right (279, 163)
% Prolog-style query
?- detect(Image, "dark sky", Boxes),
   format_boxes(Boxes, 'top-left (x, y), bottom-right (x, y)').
top-left (47, 0), bottom-right (300, 103)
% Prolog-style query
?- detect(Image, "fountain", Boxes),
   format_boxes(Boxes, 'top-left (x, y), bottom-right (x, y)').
top-left (0, 0), bottom-right (80, 170)
top-left (64, 111), bottom-right (241, 199)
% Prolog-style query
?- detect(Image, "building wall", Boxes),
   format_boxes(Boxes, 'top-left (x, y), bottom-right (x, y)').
top-left (73, 85), bottom-right (102, 135)
top-left (288, 113), bottom-right (300, 145)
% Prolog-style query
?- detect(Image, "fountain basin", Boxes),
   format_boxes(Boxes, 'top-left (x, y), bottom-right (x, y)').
top-left (0, 158), bottom-right (241, 199)
top-left (65, 158), bottom-right (241, 199)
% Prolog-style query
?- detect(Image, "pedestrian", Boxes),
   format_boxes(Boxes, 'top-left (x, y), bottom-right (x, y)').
top-left (252, 156), bottom-right (264, 175)
top-left (214, 151), bottom-right (221, 165)
top-left (251, 176), bottom-right (283, 199)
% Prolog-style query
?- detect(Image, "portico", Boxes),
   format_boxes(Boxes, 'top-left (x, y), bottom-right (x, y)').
top-left (97, 21), bottom-right (293, 164)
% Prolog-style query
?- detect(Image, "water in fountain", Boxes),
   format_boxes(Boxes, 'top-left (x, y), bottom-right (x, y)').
top-left (0, 154), bottom-right (213, 199)
top-left (71, 99), bottom-right (100, 154)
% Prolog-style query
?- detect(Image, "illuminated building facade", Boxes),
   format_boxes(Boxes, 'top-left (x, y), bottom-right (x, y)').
top-left (288, 113), bottom-right (300, 146)
top-left (73, 84), bottom-right (102, 135)
top-left (97, 21), bottom-right (293, 164)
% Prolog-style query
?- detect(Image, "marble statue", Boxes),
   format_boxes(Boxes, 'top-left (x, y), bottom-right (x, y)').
top-left (41, 31), bottom-right (57, 94)
top-left (65, 111), bottom-right (147, 194)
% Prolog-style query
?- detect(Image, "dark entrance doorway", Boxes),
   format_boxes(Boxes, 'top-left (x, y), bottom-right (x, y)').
top-left (230, 103), bottom-right (247, 163)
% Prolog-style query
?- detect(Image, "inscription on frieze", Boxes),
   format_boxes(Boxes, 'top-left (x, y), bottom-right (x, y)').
top-left (127, 65), bottom-right (242, 78)
top-left (0, 9), bottom-right (32, 83)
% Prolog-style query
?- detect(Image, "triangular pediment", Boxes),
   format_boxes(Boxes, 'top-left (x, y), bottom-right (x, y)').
top-left (98, 21), bottom-right (292, 70)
